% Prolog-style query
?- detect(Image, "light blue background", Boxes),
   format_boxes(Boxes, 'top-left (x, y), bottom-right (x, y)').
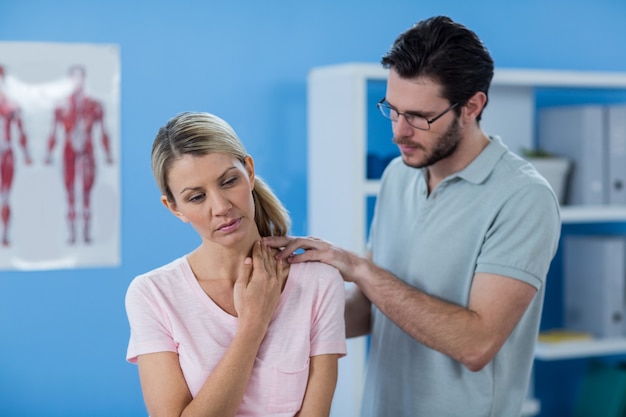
top-left (1, 1), bottom-right (626, 416)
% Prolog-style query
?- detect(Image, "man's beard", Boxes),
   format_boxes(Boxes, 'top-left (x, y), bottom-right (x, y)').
top-left (395, 116), bottom-right (462, 169)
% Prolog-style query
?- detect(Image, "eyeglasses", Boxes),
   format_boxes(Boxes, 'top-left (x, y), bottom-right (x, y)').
top-left (377, 98), bottom-right (459, 131)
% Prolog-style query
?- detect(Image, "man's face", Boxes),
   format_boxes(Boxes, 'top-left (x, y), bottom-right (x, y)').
top-left (384, 68), bottom-right (461, 169)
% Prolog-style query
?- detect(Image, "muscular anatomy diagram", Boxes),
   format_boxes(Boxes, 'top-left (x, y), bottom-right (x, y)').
top-left (45, 65), bottom-right (113, 245)
top-left (0, 65), bottom-right (32, 246)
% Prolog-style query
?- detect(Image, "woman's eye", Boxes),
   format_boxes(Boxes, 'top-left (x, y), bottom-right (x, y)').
top-left (223, 177), bottom-right (238, 187)
top-left (188, 193), bottom-right (205, 203)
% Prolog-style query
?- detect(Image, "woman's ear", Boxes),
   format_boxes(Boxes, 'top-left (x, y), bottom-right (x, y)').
top-left (244, 155), bottom-right (255, 190)
top-left (161, 195), bottom-right (189, 223)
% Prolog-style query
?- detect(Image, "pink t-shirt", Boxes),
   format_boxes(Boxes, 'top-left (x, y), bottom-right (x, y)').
top-left (125, 256), bottom-right (346, 416)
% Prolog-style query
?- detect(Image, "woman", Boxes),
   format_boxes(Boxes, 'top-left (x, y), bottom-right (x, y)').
top-left (125, 112), bottom-right (346, 417)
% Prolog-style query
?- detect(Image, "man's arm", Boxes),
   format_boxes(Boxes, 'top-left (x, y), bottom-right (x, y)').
top-left (353, 259), bottom-right (536, 371)
top-left (264, 236), bottom-right (536, 372)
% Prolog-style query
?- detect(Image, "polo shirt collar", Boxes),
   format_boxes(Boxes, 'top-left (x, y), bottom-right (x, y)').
top-left (455, 135), bottom-right (507, 184)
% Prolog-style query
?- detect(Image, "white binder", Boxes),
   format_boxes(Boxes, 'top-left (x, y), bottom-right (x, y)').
top-left (538, 105), bottom-right (607, 205)
top-left (564, 235), bottom-right (626, 338)
top-left (608, 105), bottom-right (626, 204)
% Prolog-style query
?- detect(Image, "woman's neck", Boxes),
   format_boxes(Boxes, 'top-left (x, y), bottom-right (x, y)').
top-left (189, 227), bottom-right (265, 282)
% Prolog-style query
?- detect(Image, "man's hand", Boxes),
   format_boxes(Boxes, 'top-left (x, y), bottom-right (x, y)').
top-left (263, 235), bottom-right (365, 283)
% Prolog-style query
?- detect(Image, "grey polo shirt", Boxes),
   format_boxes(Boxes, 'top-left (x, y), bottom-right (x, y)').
top-left (362, 136), bottom-right (561, 417)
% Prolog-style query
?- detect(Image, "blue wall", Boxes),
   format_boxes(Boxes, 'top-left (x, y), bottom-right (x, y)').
top-left (1, 1), bottom-right (625, 416)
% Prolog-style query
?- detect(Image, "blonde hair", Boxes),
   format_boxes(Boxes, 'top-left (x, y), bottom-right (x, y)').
top-left (151, 112), bottom-right (290, 237)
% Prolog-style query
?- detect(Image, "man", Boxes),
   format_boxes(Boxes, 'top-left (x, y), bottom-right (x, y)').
top-left (45, 65), bottom-right (113, 244)
top-left (0, 65), bottom-right (32, 246)
top-left (265, 16), bottom-right (561, 417)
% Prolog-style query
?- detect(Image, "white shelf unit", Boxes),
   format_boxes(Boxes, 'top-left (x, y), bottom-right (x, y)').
top-left (561, 204), bottom-right (626, 223)
top-left (535, 205), bottom-right (626, 362)
top-left (308, 63), bottom-right (626, 417)
top-left (536, 338), bottom-right (626, 361)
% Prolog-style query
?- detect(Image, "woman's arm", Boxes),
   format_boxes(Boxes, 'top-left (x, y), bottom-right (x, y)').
top-left (137, 329), bottom-right (262, 417)
top-left (136, 241), bottom-right (286, 417)
top-left (295, 354), bottom-right (340, 417)
top-left (137, 326), bottom-right (266, 417)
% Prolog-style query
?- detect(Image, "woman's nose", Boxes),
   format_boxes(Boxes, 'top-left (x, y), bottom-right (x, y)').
top-left (210, 192), bottom-right (233, 216)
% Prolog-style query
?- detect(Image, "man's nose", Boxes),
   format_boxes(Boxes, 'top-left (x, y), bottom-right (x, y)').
top-left (393, 114), bottom-right (415, 136)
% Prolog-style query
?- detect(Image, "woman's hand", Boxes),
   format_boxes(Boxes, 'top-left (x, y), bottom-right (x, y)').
top-left (234, 240), bottom-right (288, 337)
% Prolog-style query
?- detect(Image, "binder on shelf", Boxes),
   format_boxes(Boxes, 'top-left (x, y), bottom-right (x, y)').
top-left (538, 104), bottom-right (626, 206)
top-left (537, 329), bottom-right (593, 344)
top-left (564, 235), bottom-right (626, 338)
top-left (538, 106), bottom-right (606, 205)
top-left (608, 106), bottom-right (626, 204)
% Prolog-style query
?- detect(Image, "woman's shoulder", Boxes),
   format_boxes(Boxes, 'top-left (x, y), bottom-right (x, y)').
top-left (289, 261), bottom-right (344, 287)
top-left (127, 256), bottom-right (190, 294)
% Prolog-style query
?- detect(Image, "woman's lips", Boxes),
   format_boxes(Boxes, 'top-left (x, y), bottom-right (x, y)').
top-left (217, 218), bottom-right (241, 233)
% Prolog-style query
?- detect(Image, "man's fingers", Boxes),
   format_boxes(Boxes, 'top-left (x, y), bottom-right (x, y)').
top-left (262, 236), bottom-right (307, 259)
top-left (283, 250), bottom-right (323, 264)
top-left (262, 235), bottom-right (292, 248)
top-left (283, 238), bottom-right (328, 260)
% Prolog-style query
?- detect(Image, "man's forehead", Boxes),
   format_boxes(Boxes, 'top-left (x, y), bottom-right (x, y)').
top-left (386, 71), bottom-right (445, 106)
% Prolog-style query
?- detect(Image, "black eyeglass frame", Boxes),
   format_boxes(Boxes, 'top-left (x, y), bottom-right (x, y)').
top-left (377, 98), bottom-right (459, 131)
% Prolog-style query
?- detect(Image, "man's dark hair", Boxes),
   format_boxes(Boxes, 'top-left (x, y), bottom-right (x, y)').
top-left (381, 15), bottom-right (494, 122)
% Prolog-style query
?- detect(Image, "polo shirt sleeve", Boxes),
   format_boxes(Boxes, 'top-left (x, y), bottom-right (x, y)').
top-left (475, 182), bottom-right (561, 289)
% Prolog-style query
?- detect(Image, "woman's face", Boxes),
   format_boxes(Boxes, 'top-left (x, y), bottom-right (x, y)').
top-left (162, 152), bottom-right (258, 248)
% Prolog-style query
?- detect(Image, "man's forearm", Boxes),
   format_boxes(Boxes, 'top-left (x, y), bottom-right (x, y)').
top-left (353, 259), bottom-right (491, 370)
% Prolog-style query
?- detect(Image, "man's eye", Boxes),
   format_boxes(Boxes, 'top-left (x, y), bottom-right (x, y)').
top-left (405, 113), bottom-right (420, 123)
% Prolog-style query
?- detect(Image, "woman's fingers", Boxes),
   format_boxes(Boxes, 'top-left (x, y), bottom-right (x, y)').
top-left (250, 240), bottom-right (277, 281)
top-left (233, 257), bottom-right (253, 316)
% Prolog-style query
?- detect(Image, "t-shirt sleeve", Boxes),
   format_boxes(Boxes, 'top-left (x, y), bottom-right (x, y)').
top-left (308, 264), bottom-right (347, 358)
top-left (125, 276), bottom-right (178, 364)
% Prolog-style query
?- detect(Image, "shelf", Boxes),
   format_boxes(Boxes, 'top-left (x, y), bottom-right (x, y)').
top-left (522, 397), bottom-right (541, 417)
top-left (492, 68), bottom-right (626, 88)
top-left (561, 205), bottom-right (626, 224)
top-left (364, 180), bottom-right (381, 196)
top-left (535, 338), bottom-right (626, 360)
top-left (309, 63), bottom-right (626, 88)
top-left (360, 194), bottom-right (626, 225)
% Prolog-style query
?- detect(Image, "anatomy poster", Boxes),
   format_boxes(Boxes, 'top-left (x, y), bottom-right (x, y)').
top-left (0, 42), bottom-right (120, 270)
